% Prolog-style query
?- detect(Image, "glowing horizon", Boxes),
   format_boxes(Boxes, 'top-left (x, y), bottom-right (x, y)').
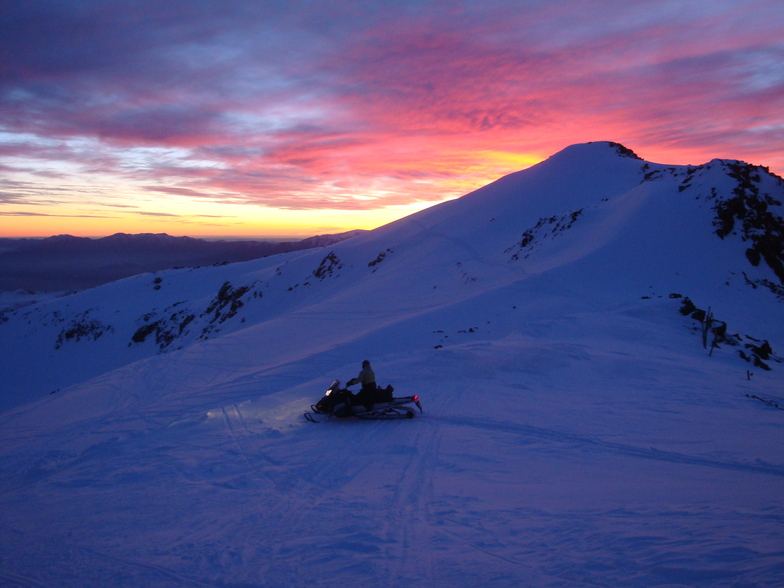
top-left (2, 1), bottom-right (783, 238)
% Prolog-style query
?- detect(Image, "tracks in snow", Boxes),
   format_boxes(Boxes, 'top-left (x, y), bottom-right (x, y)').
top-left (446, 415), bottom-right (784, 477)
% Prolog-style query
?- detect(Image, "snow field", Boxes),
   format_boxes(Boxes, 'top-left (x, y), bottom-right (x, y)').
top-left (2, 294), bottom-right (783, 586)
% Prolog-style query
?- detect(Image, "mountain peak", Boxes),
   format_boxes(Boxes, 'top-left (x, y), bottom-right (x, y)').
top-left (545, 141), bottom-right (643, 165)
top-left (591, 140), bottom-right (642, 159)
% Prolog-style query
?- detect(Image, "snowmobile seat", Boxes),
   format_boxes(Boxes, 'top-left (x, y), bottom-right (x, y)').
top-left (354, 384), bottom-right (394, 408)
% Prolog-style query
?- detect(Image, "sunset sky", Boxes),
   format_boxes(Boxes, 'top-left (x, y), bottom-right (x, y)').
top-left (1, 1), bottom-right (783, 238)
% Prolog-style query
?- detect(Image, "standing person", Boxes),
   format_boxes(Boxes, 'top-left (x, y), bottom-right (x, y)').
top-left (347, 360), bottom-right (377, 407)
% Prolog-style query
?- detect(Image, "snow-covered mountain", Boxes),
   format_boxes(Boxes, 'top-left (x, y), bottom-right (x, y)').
top-left (1, 142), bottom-right (783, 587)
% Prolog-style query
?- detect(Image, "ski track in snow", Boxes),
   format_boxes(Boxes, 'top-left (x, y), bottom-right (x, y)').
top-left (380, 402), bottom-right (442, 586)
top-left (445, 415), bottom-right (784, 478)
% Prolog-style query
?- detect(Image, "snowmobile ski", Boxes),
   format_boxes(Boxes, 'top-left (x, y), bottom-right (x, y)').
top-left (304, 411), bottom-right (327, 423)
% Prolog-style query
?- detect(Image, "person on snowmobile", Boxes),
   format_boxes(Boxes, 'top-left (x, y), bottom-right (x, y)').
top-left (347, 360), bottom-right (381, 408)
top-left (347, 359), bottom-right (375, 394)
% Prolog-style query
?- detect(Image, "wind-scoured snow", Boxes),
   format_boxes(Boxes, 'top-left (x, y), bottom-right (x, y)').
top-left (1, 142), bottom-right (783, 586)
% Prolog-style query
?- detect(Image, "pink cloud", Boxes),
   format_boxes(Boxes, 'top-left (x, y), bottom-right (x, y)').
top-left (1, 1), bottom-right (782, 221)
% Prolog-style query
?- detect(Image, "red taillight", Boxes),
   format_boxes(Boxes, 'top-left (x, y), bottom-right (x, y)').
top-left (413, 395), bottom-right (419, 401)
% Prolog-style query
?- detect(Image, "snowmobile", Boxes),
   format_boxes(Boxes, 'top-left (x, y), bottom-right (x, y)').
top-left (304, 379), bottom-right (422, 423)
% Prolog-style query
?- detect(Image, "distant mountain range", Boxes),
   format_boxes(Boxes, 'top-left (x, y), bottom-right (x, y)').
top-left (0, 230), bottom-right (364, 292)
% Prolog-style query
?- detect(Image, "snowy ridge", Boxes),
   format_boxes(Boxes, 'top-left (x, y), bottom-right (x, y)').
top-left (1, 142), bottom-right (783, 586)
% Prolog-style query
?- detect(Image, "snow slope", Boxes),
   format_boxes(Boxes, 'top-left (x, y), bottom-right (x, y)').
top-left (1, 142), bottom-right (783, 586)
